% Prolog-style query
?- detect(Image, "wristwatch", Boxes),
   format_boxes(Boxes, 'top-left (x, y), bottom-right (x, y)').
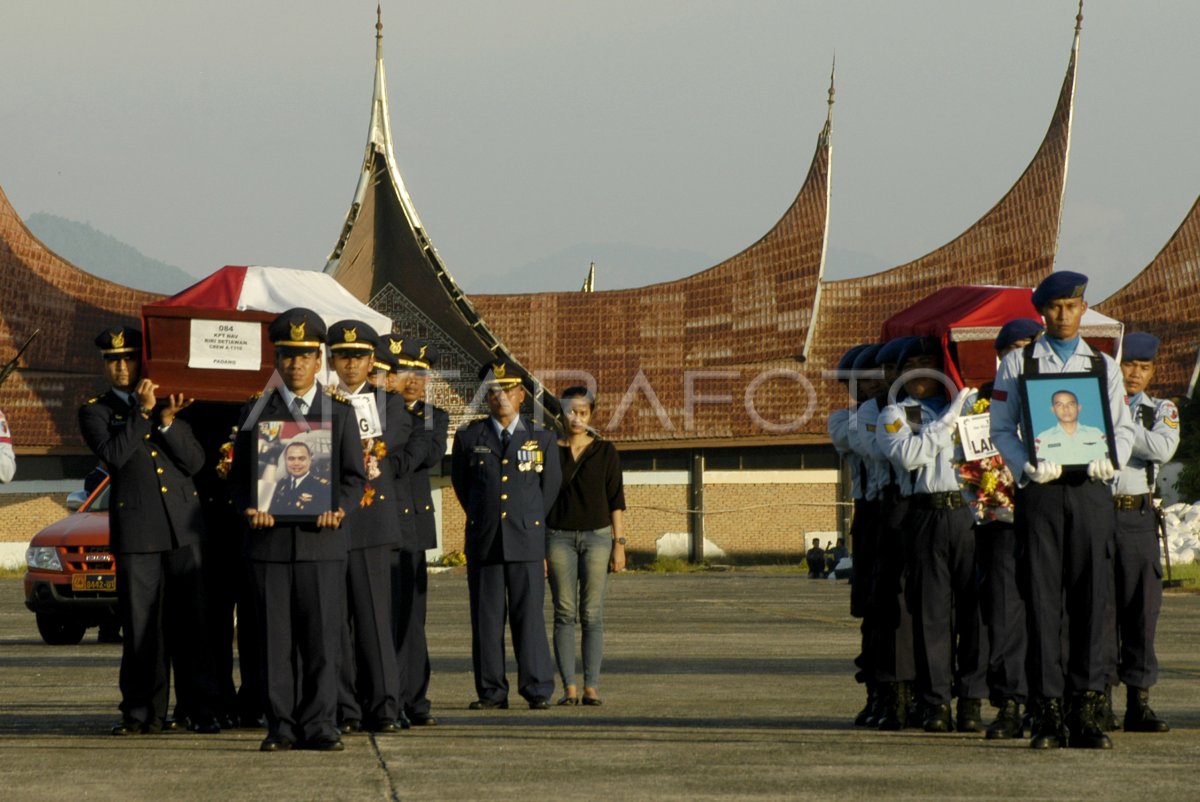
top-left (614, 537), bottom-right (627, 545)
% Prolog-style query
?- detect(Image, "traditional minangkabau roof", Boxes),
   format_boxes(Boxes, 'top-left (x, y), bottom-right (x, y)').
top-left (470, 68), bottom-right (835, 445)
top-left (323, 8), bottom-right (549, 432)
top-left (1095, 194), bottom-right (1200, 397)
top-left (0, 183), bottom-right (162, 452)
top-left (800, 6), bottom-right (1083, 431)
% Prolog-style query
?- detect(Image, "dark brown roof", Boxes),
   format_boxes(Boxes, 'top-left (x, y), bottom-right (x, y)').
top-left (0, 183), bottom-right (162, 451)
top-left (1096, 195), bottom-right (1200, 397)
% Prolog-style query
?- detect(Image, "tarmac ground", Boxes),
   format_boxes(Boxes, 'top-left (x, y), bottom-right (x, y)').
top-left (1, 570), bottom-right (1197, 801)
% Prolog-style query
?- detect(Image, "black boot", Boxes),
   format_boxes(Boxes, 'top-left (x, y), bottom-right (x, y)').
top-left (956, 698), bottom-right (982, 733)
top-left (1029, 697), bottom-right (1067, 749)
top-left (877, 682), bottom-right (909, 731)
top-left (923, 702), bottom-right (952, 733)
top-left (1098, 684), bottom-right (1119, 732)
top-left (854, 684), bottom-right (877, 727)
top-left (986, 698), bottom-right (1023, 740)
top-left (1124, 686), bottom-right (1169, 733)
top-left (1067, 692), bottom-right (1113, 749)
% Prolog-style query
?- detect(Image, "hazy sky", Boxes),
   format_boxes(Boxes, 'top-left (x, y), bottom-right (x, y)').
top-left (3, 1), bottom-right (1198, 302)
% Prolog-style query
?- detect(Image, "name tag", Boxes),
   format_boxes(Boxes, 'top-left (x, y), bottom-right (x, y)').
top-left (349, 395), bottom-right (382, 440)
top-left (473, 445), bottom-right (492, 454)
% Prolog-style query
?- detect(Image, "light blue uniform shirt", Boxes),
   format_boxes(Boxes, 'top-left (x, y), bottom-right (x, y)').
top-left (828, 407), bottom-right (866, 500)
top-left (1113, 392), bottom-right (1180, 495)
top-left (990, 338), bottom-right (1135, 487)
top-left (877, 396), bottom-right (967, 496)
top-left (847, 397), bottom-right (893, 501)
top-left (1033, 422), bottom-right (1108, 466)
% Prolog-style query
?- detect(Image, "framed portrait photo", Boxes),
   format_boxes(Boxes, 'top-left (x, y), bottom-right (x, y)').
top-left (1017, 372), bottom-right (1118, 471)
top-left (253, 419), bottom-right (336, 523)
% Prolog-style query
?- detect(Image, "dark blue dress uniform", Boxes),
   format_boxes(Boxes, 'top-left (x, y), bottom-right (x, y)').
top-left (385, 337), bottom-right (449, 723)
top-left (451, 361), bottom-right (562, 707)
top-left (326, 320), bottom-right (410, 732)
top-left (991, 272), bottom-right (1136, 749)
top-left (78, 327), bottom-right (212, 733)
top-left (1111, 332), bottom-right (1176, 732)
top-left (228, 310), bottom-right (366, 749)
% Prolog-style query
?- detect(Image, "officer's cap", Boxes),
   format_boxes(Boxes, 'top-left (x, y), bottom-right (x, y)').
top-left (994, 318), bottom-right (1044, 352)
top-left (269, 308), bottom-right (326, 355)
top-left (851, 344), bottom-right (884, 372)
top-left (478, 359), bottom-right (525, 390)
top-left (327, 319), bottom-right (379, 353)
top-left (875, 336), bottom-right (916, 367)
top-left (388, 336), bottom-right (438, 371)
top-left (94, 326), bottom-right (142, 359)
top-left (837, 344), bottom-right (871, 374)
top-left (896, 336), bottom-right (941, 371)
top-left (1031, 271), bottom-right (1088, 310)
top-left (373, 341), bottom-right (400, 373)
top-left (1122, 332), bottom-right (1160, 363)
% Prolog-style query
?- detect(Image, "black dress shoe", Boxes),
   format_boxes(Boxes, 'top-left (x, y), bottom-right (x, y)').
top-left (923, 703), bottom-right (952, 733)
top-left (469, 698), bottom-right (508, 710)
top-left (161, 718), bottom-right (181, 732)
top-left (368, 720), bottom-right (400, 734)
top-left (397, 710), bottom-right (413, 730)
top-left (528, 697), bottom-right (552, 710)
top-left (986, 699), bottom-right (1023, 740)
top-left (190, 717), bottom-right (221, 734)
top-left (218, 714), bottom-right (239, 730)
top-left (956, 698), bottom-right (982, 733)
top-left (259, 735), bottom-right (294, 752)
top-left (581, 696), bottom-right (603, 707)
top-left (408, 712), bottom-right (437, 726)
top-left (303, 736), bottom-right (345, 752)
top-left (556, 695), bottom-right (580, 706)
top-left (338, 719), bottom-right (362, 734)
top-left (111, 719), bottom-right (142, 736)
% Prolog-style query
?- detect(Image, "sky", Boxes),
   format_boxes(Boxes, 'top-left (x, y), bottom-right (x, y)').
top-left (3, 1), bottom-right (1198, 302)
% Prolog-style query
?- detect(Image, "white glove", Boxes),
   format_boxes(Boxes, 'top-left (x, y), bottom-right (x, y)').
top-left (1087, 457), bottom-right (1116, 481)
top-left (1023, 460), bottom-right (1062, 484)
top-left (937, 386), bottom-right (977, 427)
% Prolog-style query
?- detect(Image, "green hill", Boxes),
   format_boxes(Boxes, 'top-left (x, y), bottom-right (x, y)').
top-left (24, 213), bottom-right (197, 295)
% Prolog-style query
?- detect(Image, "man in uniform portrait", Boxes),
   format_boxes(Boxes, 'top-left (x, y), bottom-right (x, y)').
top-left (269, 441), bottom-right (326, 514)
top-left (1034, 390), bottom-right (1107, 465)
top-left (229, 308), bottom-right (366, 752)
top-left (990, 271), bottom-right (1135, 750)
top-left (451, 360), bottom-right (561, 710)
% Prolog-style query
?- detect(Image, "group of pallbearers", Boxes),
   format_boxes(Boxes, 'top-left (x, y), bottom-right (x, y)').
top-left (80, 308), bottom-right (450, 751)
top-left (830, 270), bottom-right (1177, 749)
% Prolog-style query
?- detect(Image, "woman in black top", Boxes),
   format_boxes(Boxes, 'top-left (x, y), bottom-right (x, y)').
top-left (546, 387), bottom-right (626, 705)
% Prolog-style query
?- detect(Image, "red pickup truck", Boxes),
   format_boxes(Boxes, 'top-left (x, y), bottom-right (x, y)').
top-left (24, 476), bottom-right (120, 644)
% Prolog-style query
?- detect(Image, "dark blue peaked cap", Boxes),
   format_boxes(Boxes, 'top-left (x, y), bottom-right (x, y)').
top-left (837, 344), bottom-right (871, 372)
top-left (994, 318), bottom-right (1044, 352)
top-left (1122, 332), bottom-right (1160, 362)
top-left (852, 343), bottom-right (885, 371)
top-left (875, 336), bottom-right (917, 367)
top-left (1031, 270), bottom-right (1088, 309)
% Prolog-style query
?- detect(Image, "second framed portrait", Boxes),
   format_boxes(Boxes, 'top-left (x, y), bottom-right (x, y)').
top-left (253, 419), bottom-right (336, 523)
top-left (1017, 372), bottom-right (1118, 471)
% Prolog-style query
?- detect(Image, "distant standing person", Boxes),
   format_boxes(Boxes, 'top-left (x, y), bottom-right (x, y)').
top-left (546, 387), bottom-right (626, 706)
top-left (0, 407), bottom-right (14, 483)
top-left (806, 538), bottom-right (826, 579)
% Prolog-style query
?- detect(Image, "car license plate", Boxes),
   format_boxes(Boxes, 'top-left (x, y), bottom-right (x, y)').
top-left (72, 574), bottom-right (116, 592)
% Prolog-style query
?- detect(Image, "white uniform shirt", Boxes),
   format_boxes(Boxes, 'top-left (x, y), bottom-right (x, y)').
top-left (1113, 392), bottom-right (1179, 496)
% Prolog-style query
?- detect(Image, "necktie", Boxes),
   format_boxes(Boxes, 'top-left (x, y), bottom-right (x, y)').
top-left (291, 397), bottom-right (305, 415)
top-left (501, 428), bottom-right (511, 453)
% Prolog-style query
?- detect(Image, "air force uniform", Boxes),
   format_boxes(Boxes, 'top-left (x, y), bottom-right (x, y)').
top-left (451, 361), bottom-right (562, 706)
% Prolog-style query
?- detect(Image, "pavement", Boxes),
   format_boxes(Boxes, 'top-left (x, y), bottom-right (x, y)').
top-left (1, 570), bottom-right (1198, 801)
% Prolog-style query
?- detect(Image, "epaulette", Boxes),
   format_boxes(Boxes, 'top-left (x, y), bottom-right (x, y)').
top-left (248, 391), bottom-right (264, 401)
top-left (324, 386), bottom-right (352, 405)
top-left (318, 477), bottom-right (330, 485)
top-left (86, 396), bottom-right (100, 405)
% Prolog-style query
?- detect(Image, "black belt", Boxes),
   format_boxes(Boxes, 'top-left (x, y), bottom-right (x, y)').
top-left (910, 491), bottom-right (965, 510)
top-left (1114, 494), bottom-right (1151, 512)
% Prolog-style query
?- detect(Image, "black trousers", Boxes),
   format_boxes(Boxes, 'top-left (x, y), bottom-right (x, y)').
top-left (393, 548), bottom-right (433, 716)
top-left (908, 506), bottom-right (985, 706)
top-left (251, 559), bottom-right (345, 743)
top-left (1016, 479), bottom-right (1115, 699)
top-left (338, 544), bottom-right (400, 725)
top-left (1113, 505), bottom-right (1163, 689)
top-left (116, 544), bottom-right (208, 725)
top-left (199, 539), bottom-right (262, 722)
top-left (849, 499), bottom-right (879, 685)
top-left (975, 520), bottom-right (1028, 704)
top-left (467, 560), bottom-right (555, 702)
top-left (870, 495), bottom-right (914, 684)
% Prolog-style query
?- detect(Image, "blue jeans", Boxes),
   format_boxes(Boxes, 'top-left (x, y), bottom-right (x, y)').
top-left (546, 527), bottom-right (613, 690)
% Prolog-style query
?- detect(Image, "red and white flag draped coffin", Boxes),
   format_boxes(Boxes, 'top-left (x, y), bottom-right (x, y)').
top-left (140, 265), bottom-right (394, 402)
top-left (880, 286), bottom-right (1124, 390)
